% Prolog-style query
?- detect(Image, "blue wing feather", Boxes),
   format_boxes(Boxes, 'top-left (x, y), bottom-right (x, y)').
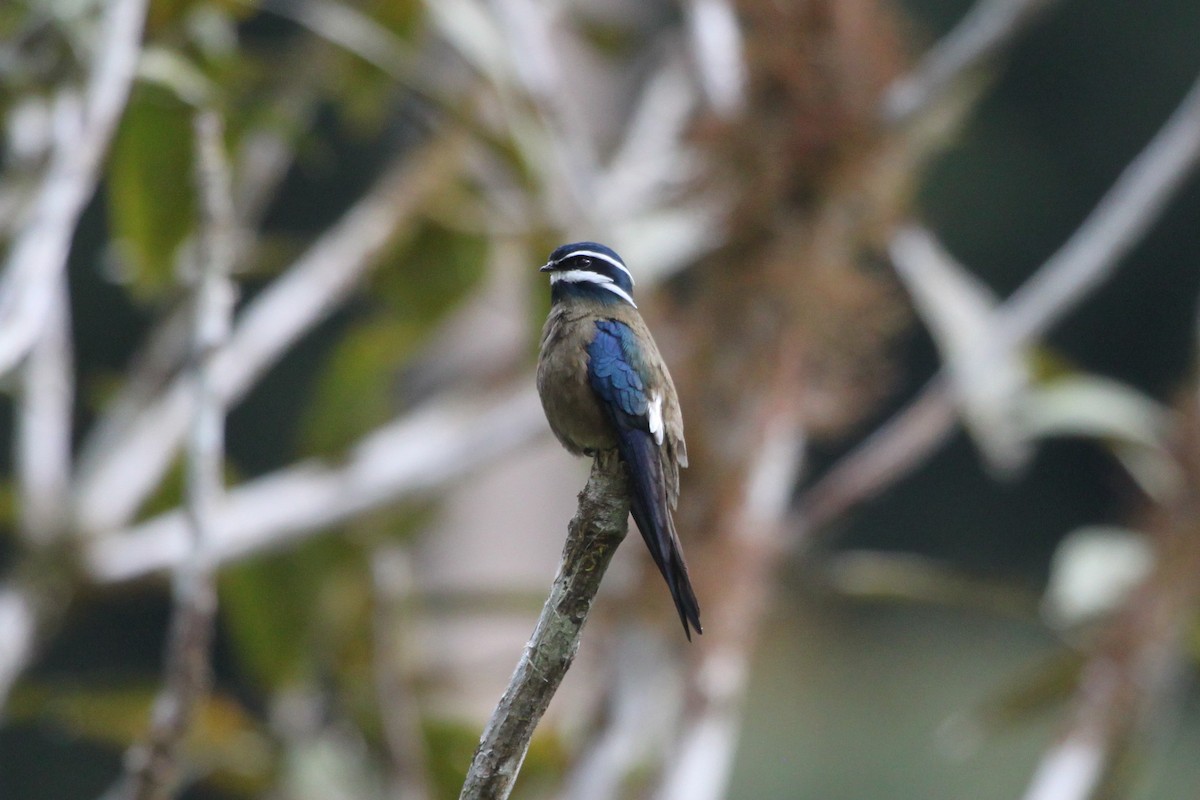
top-left (587, 321), bottom-right (649, 424)
top-left (586, 319), bottom-right (701, 639)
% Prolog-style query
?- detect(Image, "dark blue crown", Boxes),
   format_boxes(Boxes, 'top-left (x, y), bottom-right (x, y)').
top-left (544, 242), bottom-right (635, 298)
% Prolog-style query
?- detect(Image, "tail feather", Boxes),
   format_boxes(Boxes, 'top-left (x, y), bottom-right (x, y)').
top-left (615, 426), bottom-right (702, 639)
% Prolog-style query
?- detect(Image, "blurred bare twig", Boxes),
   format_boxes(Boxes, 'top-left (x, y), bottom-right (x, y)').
top-left (0, 0), bottom-right (146, 720)
top-left (683, 0), bottom-right (746, 116)
top-left (0, 276), bottom-right (76, 711)
top-left (0, 588), bottom-right (39, 711)
top-left (0, 0), bottom-right (147, 377)
top-left (117, 110), bottom-right (235, 800)
top-left (490, 0), bottom-right (599, 225)
top-left (458, 455), bottom-right (630, 800)
top-left (81, 56), bottom-right (325, 486)
top-left (16, 275), bottom-right (74, 546)
top-left (73, 131), bottom-right (468, 537)
top-left (802, 71), bottom-right (1200, 532)
top-left (85, 382), bottom-right (545, 583)
top-left (882, 0), bottom-right (1062, 125)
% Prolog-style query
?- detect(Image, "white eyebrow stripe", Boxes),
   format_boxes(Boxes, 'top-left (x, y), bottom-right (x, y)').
top-left (550, 269), bottom-right (638, 307)
top-left (558, 249), bottom-right (635, 285)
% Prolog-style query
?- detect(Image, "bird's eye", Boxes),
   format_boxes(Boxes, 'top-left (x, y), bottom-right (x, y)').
top-left (579, 257), bottom-right (592, 267)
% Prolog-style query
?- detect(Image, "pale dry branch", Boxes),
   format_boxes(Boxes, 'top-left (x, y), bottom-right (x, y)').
top-left (802, 71), bottom-right (1200, 531)
top-left (890, 224), bottom-right (1031, 472)
top-left (0, 278), bottom-right (76, 711)
top-left (882, 0), bottom-right (1062, 125)
top-left (0, 586), bottom-right (39, 710)
top-left (458, 455), bottom-right (630, 800)
top-left (16, 275), bottom-right (74, 546)
top-left (996, 74), bottom-right (1200, 350)
top-left (73, 131), bottom-right (467, 537)
top-left (85, 383), bottom-right (545, 583)
top-left (561, 629), bottom-right (686, 800)
top-left (0, 0), bottom-right (147, 377)
top-left (682, 0), bottom-right (746, 116)
top-left (118, 110), bottom-right (235, 800)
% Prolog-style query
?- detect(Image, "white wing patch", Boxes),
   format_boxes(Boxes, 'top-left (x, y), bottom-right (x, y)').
top-left (648, 392), bottom-right (664, 446)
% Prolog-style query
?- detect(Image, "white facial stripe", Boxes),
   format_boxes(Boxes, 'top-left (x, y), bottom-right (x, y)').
top-left (648, 392), bottom-right (664, 445)
top-left (551, 269), bottom-right (610, 287)
top-left (550, 269), bottom-right (638, 307)
top-left (559, 248), bottom-right (635, 286)
top-left (600, 282), bottom-right (637, 307)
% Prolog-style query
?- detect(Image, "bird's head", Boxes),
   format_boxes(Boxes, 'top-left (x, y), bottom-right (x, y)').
top-left (540, 241), bottom-right (636, 308)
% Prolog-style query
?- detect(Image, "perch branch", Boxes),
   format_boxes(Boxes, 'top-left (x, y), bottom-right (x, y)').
top-left (119, 110), bottom-right (234, 800)
top-left (801, 70), bottom-right (1200, 532)
top-left (458, 455), bottom-right (631, 800)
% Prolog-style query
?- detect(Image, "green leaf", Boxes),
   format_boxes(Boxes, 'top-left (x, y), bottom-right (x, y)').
top-left (106, 83), bottom-right (197, 302)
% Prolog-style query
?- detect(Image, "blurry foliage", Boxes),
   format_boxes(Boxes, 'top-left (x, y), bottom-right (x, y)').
top-left (969, 650), bottom-right (1084, 732)
top-left (301, 221), bottom-right (485, 455)
top-left (8, 684), bottom-right (275, 794)
top-left (107, 85), bottom-right (198, 301)
top-left (220, 503), bottom-right (427, 693)
top-left (220, 545), bottom-right (335, 690)
top-left (146, 0), bottom-right (256, 35)
top-left (424, 720), bottom-right (485, 799)
top-left (423, 721), bottom-right (566, 800)
top-left (299, 316), bottom-right (417, 456)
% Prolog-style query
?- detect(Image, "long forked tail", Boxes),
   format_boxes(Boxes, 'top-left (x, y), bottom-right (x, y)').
top-left (615, 426), bottom-right (702, 639)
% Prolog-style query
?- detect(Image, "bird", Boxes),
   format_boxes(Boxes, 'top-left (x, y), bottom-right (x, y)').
top-left (535, 241), bottom-right (701, 639)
